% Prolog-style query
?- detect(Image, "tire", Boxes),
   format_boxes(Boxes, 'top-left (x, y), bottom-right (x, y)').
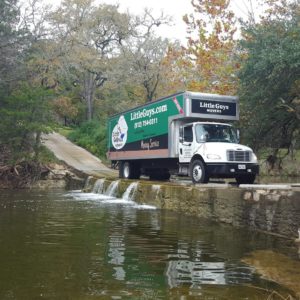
top-left (119, 161), bottom-right (131, 179)
top-left (235, 174), bottom-right (256, 185)
top-left (119, 161), bottom-right (140, 179)
top-left (190, 159), bottom-right (209, 184)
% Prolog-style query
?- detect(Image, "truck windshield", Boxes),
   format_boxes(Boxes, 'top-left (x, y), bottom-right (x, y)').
top-left (195, 124), bottom-right (238, 143)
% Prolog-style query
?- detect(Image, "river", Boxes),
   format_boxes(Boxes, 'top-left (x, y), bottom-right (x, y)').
top-left (0, 188), bottom-right (298, 299)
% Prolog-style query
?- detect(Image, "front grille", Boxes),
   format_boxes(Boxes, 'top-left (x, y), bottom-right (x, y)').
top-left (227, 150), bottom-right (251, 162)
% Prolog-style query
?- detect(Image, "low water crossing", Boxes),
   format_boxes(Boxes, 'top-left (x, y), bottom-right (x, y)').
top-left (0, 186), bottom-right (299, 299)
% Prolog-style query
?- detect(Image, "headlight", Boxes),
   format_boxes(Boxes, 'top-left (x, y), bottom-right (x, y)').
top-left (207, 154), bottom-right (221, 160)
top-left (252, 153), bottom-right (257, 162)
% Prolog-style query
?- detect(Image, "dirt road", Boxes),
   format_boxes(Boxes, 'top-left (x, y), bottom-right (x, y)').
top-left (43, 132), bottom-right (117, 177)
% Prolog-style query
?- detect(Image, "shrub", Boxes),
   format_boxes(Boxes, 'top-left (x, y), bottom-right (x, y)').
top-left (68, 121), bottom-right (107, 159)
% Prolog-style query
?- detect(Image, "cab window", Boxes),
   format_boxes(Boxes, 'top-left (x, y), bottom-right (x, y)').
top-left (183, 126), bottom-right (193, 142)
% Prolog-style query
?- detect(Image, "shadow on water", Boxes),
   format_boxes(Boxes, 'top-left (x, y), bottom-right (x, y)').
top-left (0, 189), bottom-right (299, 299)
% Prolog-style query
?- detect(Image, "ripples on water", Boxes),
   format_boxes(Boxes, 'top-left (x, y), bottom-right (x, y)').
top-left (0, 189), bottom-right (297, 299)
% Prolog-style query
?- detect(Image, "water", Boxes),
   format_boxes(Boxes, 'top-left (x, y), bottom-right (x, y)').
top-left (105, 180), bottom-right (119, 197)
top-left (0, 189), bottom-right (298, 300)
top-left (122, 182), bottom-right (138, 201)
top-left (92, 178), bottom-right (105, 194)
top-left (83, 175), bottom-right (93, 190)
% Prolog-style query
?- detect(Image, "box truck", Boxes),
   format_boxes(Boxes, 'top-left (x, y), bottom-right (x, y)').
top-left (107, 91), bottom-right (259, 184)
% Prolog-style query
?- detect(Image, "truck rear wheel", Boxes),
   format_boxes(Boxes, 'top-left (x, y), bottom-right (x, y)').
top-left (119, 161), bottom-right (140, 179)
top-left (190, 160), bottom-right (209, 184)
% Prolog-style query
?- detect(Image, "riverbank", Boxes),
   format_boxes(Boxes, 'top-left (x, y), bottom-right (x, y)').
top-left (0, 161), bottom-right (84, 190)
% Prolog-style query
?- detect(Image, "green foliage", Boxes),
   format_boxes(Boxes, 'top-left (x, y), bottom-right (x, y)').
top-left (67, 121), bottom-right (107, 159)
top-left (238, 5), bottom-right (300, 152)
top-left (38, 145), bottom-right (60, 164)
top-left (0, 0), bottom-right (30, 93)
top-left (0, 83), bottom-right (54, 162)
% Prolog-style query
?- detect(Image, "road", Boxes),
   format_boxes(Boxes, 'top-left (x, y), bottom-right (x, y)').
top-left (43, 132), bottom-right (300, 190)
top-left (43, 132), bottom-right (117, 178)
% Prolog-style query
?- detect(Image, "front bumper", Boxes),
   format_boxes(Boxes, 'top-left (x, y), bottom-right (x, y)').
top-left (206, 163), bottom-right (259, 178)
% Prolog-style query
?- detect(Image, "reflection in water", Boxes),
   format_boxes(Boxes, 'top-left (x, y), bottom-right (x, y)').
top-left (0, 189), bottom-right (298, 299)
top-left (108, 234), bottom-right (126, 280)
top-left (167, 260), bottom-right (226, 286)
top-left (166, 240), bottom-right (254, 288)
top-left (150, 210), bottom-right (161, 231)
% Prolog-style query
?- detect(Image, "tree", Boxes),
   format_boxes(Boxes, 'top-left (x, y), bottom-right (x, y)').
top-left (0, 83), bottom-right (53, 162)
top-left (238, 0), bottom-right (300, 157)
top-left (118, 9), bottom-right (172, 103)
top-left (182, 0), bottom-right (239, 94)
top-left (121, 36), bottom-right (170, 102)
top-left (52, 96), bottom-right (79, 125)
top-left (48, 0), bottom-right (132, 120)
top-left (0, 0), bottom-right (56, 184)
top-left (0, 0), bottom-right (30, 95)
top-left (157, 42), bottom-right (189, 96)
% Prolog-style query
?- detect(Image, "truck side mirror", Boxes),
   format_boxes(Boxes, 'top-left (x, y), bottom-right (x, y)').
top-left (236, 129), bottom-right (240, 143)
top-left (179, 126), bottom-right (183, 143)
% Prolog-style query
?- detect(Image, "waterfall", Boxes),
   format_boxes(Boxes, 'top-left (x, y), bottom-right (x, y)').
top-left (105, 180), bottom-right (120, 197)
top-left (92, 178), bottom-right (105, 194)
top-left (122, 182), bottom-right (138, 201)
top-left (152, 184), bottom-right (161, 200)
top-left (83, 176), bottom-right (93, 190)
top-left (152, 184), bottom-right (161, 193)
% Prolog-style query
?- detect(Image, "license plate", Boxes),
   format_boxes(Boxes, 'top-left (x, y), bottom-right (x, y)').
top-left (238, 164), bottom-right (246, 170)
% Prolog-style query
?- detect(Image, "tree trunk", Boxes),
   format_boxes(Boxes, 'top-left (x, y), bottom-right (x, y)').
top-left (84, 72), bottom-right (95, 121)
top-left (34, 131), bottom-right (41, 161)
top-left (144, 72), bottom-right (160, 102)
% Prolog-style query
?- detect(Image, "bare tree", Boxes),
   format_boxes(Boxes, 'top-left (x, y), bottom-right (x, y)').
top-left (121, 9), bottom-right (172, 102)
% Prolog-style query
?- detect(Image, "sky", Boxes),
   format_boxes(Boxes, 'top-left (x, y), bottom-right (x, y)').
top-left (96, 0), bottom-right (262, 42)
top-left (43, 0), bottom-right (263, 43)
top-left (99, 0), bottom-right (194, 42)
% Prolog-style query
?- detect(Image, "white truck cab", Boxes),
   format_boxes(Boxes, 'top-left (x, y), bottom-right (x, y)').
top-left (179, 122), bottom-right (258, 184)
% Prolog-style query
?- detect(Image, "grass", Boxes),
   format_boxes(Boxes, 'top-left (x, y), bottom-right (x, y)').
top-left (57, 126), bottom-right (74, 137)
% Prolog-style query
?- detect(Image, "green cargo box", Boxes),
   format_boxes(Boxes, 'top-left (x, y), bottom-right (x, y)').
top-left (107, 91), bottom-right (238, 161)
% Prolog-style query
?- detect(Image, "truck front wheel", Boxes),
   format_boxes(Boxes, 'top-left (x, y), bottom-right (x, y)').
top-left (190, 160), bottom-right (209, 184)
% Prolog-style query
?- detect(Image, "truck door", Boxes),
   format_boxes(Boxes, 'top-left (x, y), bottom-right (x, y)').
top-left (179, 125), bottom-right (194, 163)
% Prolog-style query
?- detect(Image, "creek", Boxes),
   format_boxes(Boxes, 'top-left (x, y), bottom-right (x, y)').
top-left (0, 186), bottom-right (299, 299)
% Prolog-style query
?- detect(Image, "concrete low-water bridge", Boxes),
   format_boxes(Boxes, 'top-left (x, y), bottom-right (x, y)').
top-left (43, 132), bottom-right (300, 240)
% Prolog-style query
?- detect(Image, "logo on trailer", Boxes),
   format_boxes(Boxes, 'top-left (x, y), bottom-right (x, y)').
top-left (173, 97), bottom-right (184, 114)
top-left (112, 115), bottom-right (128, 150)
